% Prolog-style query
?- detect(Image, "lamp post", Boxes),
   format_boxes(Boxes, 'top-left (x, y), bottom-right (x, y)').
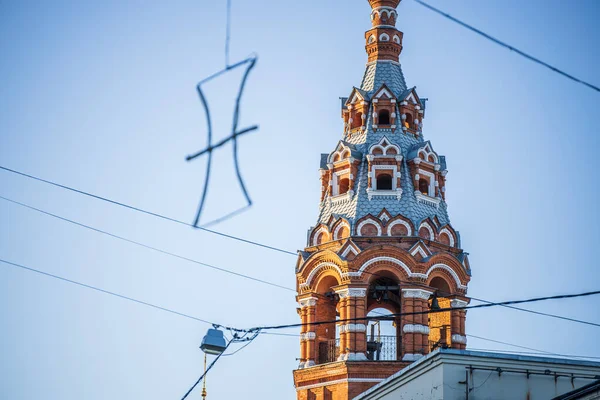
top-left (181, 327), bottom-right (230, 400)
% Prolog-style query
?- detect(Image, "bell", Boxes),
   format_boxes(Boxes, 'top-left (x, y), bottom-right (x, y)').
top-left (430, 294), bottom-right (441, 311)
top-left (200, 328), bottom-right (228, 355)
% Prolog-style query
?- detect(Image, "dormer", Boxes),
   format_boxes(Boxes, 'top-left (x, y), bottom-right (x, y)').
top-left (371, 84), bottom-right (398, 131)
top-left (320, 141), bottom-right (362, 204)
top-left (407, 141), bottom-right (446, 207)
top-left (398, 87), bottom-right (423, 137)
top-left (365, 137), bottom-right (403, 200)
top-left (343, 88), bottom-right (370, 134)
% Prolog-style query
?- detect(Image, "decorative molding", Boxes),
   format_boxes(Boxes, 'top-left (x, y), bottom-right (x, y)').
top-left (386, 219), bottom-right (412, 236)
top-left (439, 227), bottom-right (455, 247)
top-left (427, 264), bottom-right (468, 290)
top-left (298, 297), bottom-right (318, 307)
top-left (451, 334), bottom-right (467, 344)
top-left (340, 242), bottom-right (360, 258)
top-left (330, 190), bottom-right (354, 205)
top-left (296, 377), bottom-right (383, 391)
top-left (300, 262), bottom-right (343, 290)
top-left (299, 332), bottom-right (316, 341)
top-left (335, 288), bottom-right (368, 298)
top-left (401, 289), bottom-right (433, 300)
top-left (450, 299), bottom-right (468, 308)
top-left (403, 324), bottom-right (430, 334)
top-left (356, 218), bottom-right (382, 236)
top-left (415, 192), bottom-right (441, 208)
top-left (339, 323), bottom-right (367, 333)
top-left (367, 188), bottom-right (403, 201)
top-left (311, 226), bottom-right (329, 246)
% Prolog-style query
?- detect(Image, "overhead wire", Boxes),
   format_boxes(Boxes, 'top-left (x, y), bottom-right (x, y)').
top-left (3, 184), bottom-right (599, 329)
top-left (0, 195), bottom-right (294, 292)
top-left (411, 0), bottom-right (600, 93)
top-left (0, 165), bottom-right (295, 256)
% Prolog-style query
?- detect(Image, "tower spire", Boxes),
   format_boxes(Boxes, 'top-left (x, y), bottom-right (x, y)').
top-left (365, 0), bottom-right (403, 62)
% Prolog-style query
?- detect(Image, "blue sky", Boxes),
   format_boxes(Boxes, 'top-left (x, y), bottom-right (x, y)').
top-left (1, 0), bottom-right (599, 398)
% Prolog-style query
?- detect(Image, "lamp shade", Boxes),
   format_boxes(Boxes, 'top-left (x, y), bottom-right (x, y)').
top-left (200, 328), bottom-right (227, 355)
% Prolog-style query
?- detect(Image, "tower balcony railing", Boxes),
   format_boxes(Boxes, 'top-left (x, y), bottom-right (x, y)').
top-left (317, 336), bottom-right (401, 364)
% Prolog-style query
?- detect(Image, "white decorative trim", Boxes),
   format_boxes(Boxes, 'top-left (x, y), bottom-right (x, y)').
top-left (330, 190), bottom-right (354, 204)
top-left (386, 219), bottom-right (412, 236)
top-left (415, 191), bottom-right (441, 208)
top-left (410, 243), bottom-right (430, 259)
top-left (335, 288), bottom-right (367, 298)
top-left (379, 33), bottom-right (390, 41)
top-left (426, 264), bottom-right (468, 290)
top-left (300, 332), bottom-right (316, 341)
top-left (402, 353), bottom-right (423, 362)
top-left (301, 262), bottom-right (343, 290)
top-left (403, 324), bottom-right (430, 334)
top-left (340, 242), bottom-right (360, 258)
top-left (344, 258), bottom-right (467, 291)
top-left (418, 221), bottom-right (435, 240)
top-left (367, 188), bottom-right (403, 201)
top-left (333, 221), bottom-right (350, 240)
top-left (406, 92), bottom-right (418, 104)
top-left (339, 323), bottom-right (367, 333)
top-left (450, 299), bottom-right (468, 308)
top-left (452, 334), bottom-right (467, 344)
top-left (401, 289), bottom-right (433, 300)
top-left (296, 377), bottom-right (383, 391)
top-left (438, 227), bottom-right (455, 247)
top-left (312, 226), bottom-right (329, 246)
top-left (374, 87), bottom-right (394, 99)
top-left (298, 297), bottom-right (318, 307)
top-left (356, 218), bottom-right (382, 236)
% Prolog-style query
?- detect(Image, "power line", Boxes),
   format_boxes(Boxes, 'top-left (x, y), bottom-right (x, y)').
top-left (412, 0), bottom-right (600, 93)
top-left (3, 188), bottom-right (599, 330)
top-left (0, 195), bottom-right (294, 292)
top-left (0, 165), bottom-right (295, 256)
top-left (0, 258), bottom-right (233, 329)
top-left (249, 289), bottom-right (600, 332)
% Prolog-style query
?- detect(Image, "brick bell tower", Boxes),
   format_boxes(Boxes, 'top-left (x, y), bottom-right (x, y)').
top-left (293, 1), bottom-right (471, 399)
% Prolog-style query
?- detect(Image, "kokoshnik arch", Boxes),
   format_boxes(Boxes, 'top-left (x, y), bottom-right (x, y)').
top-left (293, 1), bottom-right (471, 398)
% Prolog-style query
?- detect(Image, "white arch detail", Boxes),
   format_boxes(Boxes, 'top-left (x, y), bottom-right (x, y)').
top-left (368, 35), bottom-right (376, 44)
top-left (427, 264), bottom-right (467, 290)
top-left (379, 33), bottom-right (390, 42)
top-left (345, 257), bottom-right (467, 291)
top-left (386, 219), bottom-right (412, 236)
top-left (302, 262), bottom-right (344, 289)
top-left (333, 220), bottom-right (350, 240)
top-left (356, 218), bottom-right (382, 237)
top-left (418, 222), bottom-right (435, 240)
top-left (393, 35), bottom-right (400, 44)
top-left (312, 226), bottom-right (329, 246)
top-left (438, 227), bottom-right (455, 247)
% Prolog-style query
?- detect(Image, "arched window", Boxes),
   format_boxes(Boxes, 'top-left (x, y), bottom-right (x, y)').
top-left (378, 110), bottom-right (390, 125)
top-left (338, 178), bottom-right (350, 195)
top-left (419, 178), bottom-right (429, 195)
top-left (428, 155), bottom-right (435, 163)
top-left (372, 147), bottom-right (383, 156)
top-left (404, 113), bottom-right (413, 128)
top-left (377, 174), bottom-right (393, 190)
top-left (352, 112), bottom-right (363, 129)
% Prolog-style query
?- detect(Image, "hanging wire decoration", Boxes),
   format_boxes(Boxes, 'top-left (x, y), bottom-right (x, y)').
top-left (186, 0), bottom-right (258, 228)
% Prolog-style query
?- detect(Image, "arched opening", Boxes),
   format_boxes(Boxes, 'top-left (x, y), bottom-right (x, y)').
top-left (404, 113), bottom-right (413, 128)
top-left (367, 273), bottom-right (401, 361)
top-left (360, 223), bottom-right (379, 237)
top-left (342, 150), bottom-right (350, 159)
top-left (385, 147), bottom-right (397, 155)
top-left (418, 225), bottom-right (431, 240)
top-left (352, 112), bottom-right (363, 129)
top-left (418, 178), bottom-right (429, 195)
top-left (428, 277), bottom-right (452, 352)
top-left (315, 231), bottom-right (326, 245)
top-left (333, 153), bottom-right (341, 162)
top-left (338, 178), bottom-right (350, 195)
top-left (377, 173), bottom-right (393, 190)
top-left (378, 110), bottom-right (390, 125)
top-left (439, 232), bottom-right (451, 246)
top-left (427, 154), bottom-right (435, 163)
top-left (372, 147), bottom-right (384, 156)
top-left (315, 275), bottom-right (341, 365)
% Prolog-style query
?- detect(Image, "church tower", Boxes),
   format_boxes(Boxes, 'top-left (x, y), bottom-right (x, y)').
top-left (293, 1), bottom-right (471, 399)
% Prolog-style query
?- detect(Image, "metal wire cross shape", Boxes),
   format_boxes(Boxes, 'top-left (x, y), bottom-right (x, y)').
top-left (186, 55), bottom-right (258, 228)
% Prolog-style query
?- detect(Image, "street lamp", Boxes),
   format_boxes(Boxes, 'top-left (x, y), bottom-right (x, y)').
top-left (200, 328), bottom-right (228, 355)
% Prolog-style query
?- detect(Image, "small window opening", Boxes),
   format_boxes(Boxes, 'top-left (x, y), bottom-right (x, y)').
top-left (418, 178), bottom-right (429, 195)
top-left (338, 178), bottom-right (350, 195)
top-left (352, 112), bottom-right (363, 129)
top-left (379, 110), bottom-right (390, 125)
top-left (377, 174), bottom-right (393, 190)
top-left (404, 113), bottom-right (413, 129)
